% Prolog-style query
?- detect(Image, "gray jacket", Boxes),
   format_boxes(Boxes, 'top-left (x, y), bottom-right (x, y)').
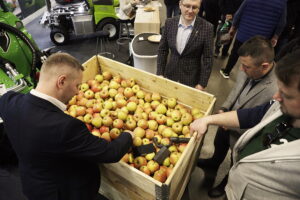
top-left (226, 101), bottom-right (300, 200)
top-left (222, 67), bottom-right (278, 146)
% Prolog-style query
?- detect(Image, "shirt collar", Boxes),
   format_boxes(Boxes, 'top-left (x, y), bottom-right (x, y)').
top-left (30, 89), bottom-right (67, 111)
top-left (178, 16), bottom-right (196, 28)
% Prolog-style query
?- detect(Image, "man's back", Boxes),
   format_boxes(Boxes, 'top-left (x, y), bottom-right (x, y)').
top-left (0, 91), bottom-right (131, 200)
top-left (236, 0), bottom-right (286, 42)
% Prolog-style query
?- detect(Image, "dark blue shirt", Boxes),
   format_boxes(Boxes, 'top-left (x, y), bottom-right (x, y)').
top-left (237, 100), bottom-right (274, 129)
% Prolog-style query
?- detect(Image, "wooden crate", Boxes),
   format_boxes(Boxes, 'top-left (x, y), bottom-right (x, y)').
top-left (82, 56), bottom-right (216, 200)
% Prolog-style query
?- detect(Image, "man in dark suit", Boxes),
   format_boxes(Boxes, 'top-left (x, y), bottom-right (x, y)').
top-left (0, 53), bottom-right (134, 200)
top-left (197, 36), bottom-right (278, 198)
top-left (157, 0), bottom-right (214, 90)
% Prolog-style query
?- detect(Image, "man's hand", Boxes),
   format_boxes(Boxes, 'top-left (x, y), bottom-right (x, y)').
top-left (229, 26), bottom-right (236, 39)
top-left (195, 84), bottom-right (205, 91)
top-left (218, 109), bottom-right (225, 114)
top-left (190, 117), bottom-right (210, 141)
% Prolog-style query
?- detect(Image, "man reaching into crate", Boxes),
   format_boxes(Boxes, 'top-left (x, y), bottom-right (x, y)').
top-left (190, 50), bottom-right (300, 199)
top-left (0, 53), bottom-right (134, 200)
top-left (197, 36), bottom-right (278, 198)
top-left (157, 0), bottom-right (214, 91)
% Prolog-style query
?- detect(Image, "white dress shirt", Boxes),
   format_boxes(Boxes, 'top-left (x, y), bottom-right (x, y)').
top-left (176, 17), bottom-right (196, 54)
top-left (30, 89), bottom-right (67, 111)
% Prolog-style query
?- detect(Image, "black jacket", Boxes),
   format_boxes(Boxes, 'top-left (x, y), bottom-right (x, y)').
top-left (0, 92), bottom-right (132, 200)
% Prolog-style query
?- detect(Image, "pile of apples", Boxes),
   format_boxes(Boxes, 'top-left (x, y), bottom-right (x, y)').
top-left (65, 71), bottom-right (204, 183)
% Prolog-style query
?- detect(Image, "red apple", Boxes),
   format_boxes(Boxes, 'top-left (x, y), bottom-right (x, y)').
top-left (153, 169), bottom-right (167, 183)
top-left (172, 122), bottom-right (183, 133)
top-left (181, 113), bottom-right (193, 125)
top-left (134, 156), bottom-right (147, 168)
top-left (170, 152), bottom-right (181, 165)
top-left (99, 126), bottom-right (109, 133)
top-left (140, 166), bottom-right (151, 176)
top-left (121, 153), bottom-right (129, 163)
top-left (147, 160), bottom-right (159, 174)
top-left (125, 119), bottom-right (137, 130)
top-left (84, 89), bottom-right (94, 99)
top-left (178, 143), bottom-right (187, 153)
top-left (145, 129), bottom-right (155, 139)
top-left (124, 87), bottom-right (134, 98)
top-left (113, 119), bottom-right (124, 129)
top-left (102, 71), bottom-right (112, 80)
top-left (75, 106), bottom-right (86, 116)
top-left (156, 114), bottom-right (167, 125)
top-left (110, 128), bottom-right (121, 139)
top-left (151, 92), bottom-right (161, 101)
top-left (113, 75), bottom-right (122, 83)
top-left (91, 129), bottom-right (101, 137)
top-left (99, 89), bottom-right (109, 99)
top-left (102, 116), bottom-right (113, 126)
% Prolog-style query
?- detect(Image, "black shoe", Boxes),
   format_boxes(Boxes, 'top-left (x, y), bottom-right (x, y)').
top-left (207, 175), bottom-right (228, 198)
top-left (208, 185), bottom-right (225, 198)
top-left (219, 69), bottom-right (230, 79)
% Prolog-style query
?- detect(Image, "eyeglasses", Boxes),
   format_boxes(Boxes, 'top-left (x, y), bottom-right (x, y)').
top-left (262, 121), bottom-right (291, 148)
top-left (181, 3), bottom-right (199, 11)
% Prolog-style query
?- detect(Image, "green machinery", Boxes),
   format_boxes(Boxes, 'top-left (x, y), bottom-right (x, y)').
top-left (40, 0), bottom-right (120, 45)
top-left (0, 0), bottom-right (45, 94)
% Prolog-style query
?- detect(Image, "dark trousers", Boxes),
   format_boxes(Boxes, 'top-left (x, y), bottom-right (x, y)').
top-left (215, 18), bottom-right (232, 55)
top-left (223, 39), bottom-right (243, 74)
top-left (166, 4), bottom-right (180, 18)
top-left (211, 127), bottom-right (230, 167)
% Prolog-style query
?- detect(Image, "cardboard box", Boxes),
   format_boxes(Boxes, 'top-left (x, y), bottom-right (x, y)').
top-left (82, 56), bottom-right (216, 200)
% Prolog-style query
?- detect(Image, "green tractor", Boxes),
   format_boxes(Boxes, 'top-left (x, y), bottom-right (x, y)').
top-left (40, 0), bottom-right (120, 45)
top-left (0, 0), bottom-right (46, 95)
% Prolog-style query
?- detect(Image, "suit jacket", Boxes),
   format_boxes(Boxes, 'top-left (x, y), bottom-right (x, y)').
top-left (221, 67), bottom-right (278, 147)
top-left (0, 92), bottom-right (132, 200)
top-left (157, 16), bottom-right (214, 87)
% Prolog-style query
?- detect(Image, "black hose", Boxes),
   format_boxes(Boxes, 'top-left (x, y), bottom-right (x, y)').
top-left (0, 22), bottom-right (42, 84)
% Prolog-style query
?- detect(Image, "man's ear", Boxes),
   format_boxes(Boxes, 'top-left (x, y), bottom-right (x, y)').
top-left (57, 75), bottom-right (66, 89)
top-left (261, 62), bottom-right (270, 71)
